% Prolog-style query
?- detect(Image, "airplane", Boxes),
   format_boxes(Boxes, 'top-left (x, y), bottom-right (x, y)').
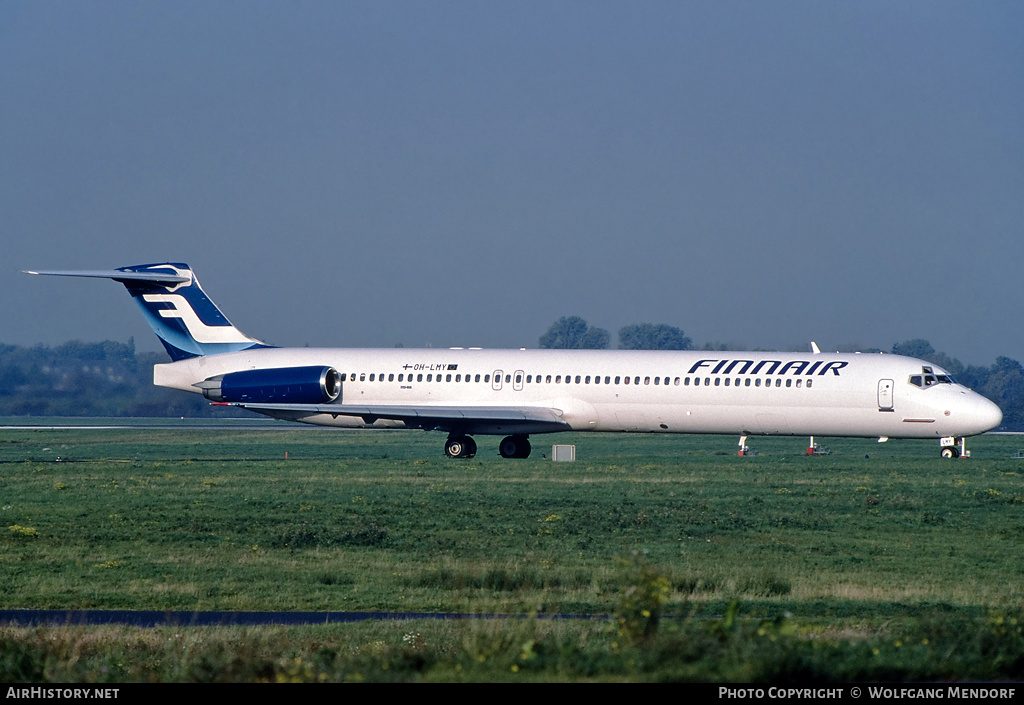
top-left (26, 262), bottom-right (1003, 459)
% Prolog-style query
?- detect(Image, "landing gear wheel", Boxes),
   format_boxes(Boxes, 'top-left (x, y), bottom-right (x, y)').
top-left (499, 435), bottom-right (531, 459)
top-left (445, 435), bottom-right (476, 459)
top-left (940, 446), bottom-right (959, 459)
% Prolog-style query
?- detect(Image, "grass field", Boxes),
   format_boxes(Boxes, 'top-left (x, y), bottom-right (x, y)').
top-left (2, 423), bottom-right (1023, 681)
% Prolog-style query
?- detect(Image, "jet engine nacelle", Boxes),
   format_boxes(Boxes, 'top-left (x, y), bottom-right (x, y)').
top-left (197, 366), bottom-right (342, 404)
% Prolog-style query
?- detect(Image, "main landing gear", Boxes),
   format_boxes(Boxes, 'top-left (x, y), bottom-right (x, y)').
top-left (444, 435), bottom-right (477, 459)
top-left (498, 435), bottom-right (531, 459)
top-left (444, 434), bottom-right (531, 459)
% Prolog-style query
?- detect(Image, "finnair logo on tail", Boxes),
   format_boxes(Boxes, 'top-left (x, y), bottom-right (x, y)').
top-left (142, 294), bottom-right (253, 344)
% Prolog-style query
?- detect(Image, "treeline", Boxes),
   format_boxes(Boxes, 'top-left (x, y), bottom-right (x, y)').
top-left (539, 317), bottom-right (1024, 431)
top-left (0, 339), bottom-right (237, 418)
top-left (2, 332), bottom-right (1023, 430)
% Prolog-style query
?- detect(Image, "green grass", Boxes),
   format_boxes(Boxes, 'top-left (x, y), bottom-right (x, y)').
top-left (1, 425), bottom-right (1023, 680)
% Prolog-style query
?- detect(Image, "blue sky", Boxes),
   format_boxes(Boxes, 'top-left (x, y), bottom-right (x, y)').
top-left (3, 1), bottom-right (1021, 364)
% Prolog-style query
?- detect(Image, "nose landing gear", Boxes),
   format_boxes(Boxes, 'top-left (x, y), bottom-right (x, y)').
top-left (940, 436), bottom-right (969, 459)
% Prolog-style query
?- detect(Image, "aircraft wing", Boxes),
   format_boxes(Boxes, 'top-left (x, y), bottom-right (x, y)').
top-left (223, 402), bottom-right (572, 434)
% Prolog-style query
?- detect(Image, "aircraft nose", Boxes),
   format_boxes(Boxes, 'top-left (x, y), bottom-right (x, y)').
top-left (977, 396), bottom-right (1003, 433)
top-left (959, 392), bottom-right (1003, 434)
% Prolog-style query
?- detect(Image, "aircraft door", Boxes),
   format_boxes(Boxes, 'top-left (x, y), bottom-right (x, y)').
top-left (878, 379), bottom-right (894, 411)
top-left (492, 370), bottom-right (503, 391)
top-left (513, 370), bottom-right (524, 391)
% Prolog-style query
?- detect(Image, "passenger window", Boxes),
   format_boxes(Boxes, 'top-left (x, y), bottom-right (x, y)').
top-left (417, 374), bottom-right (423, 382)
top-left (360, 373), bottom-right (366, 382)
top-left (585, 376), bottom-right (591, 384)
top-left (714, 378), bottom-right (720, 386)
top-left (635, 377), bottom-right (641, 385)
top-left (546, 375), bottom-right (552, 383)
top-left (624, 376), bottom-right (630, 385)
top-left (615, 376), bottom-right (620, 384)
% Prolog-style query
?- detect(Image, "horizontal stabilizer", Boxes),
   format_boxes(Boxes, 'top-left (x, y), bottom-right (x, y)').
top-left (24, 269), bottom-right (191, 284)
top-left (25, 263), bottom-right (263, 361)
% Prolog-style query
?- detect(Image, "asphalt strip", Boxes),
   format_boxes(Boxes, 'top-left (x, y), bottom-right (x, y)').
top-left (0, 610), bottom-right (603, 627)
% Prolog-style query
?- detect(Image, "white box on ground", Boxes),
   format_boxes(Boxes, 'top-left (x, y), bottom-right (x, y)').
top-left (552, 445), bottom-right (576, 462)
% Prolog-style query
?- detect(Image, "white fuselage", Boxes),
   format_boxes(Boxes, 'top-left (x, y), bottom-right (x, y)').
top-left (155, 348), bottom-right (1002, 439)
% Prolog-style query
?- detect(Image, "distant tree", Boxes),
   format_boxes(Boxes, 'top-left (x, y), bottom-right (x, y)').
top-left (981, 356), bottom-right (1024, 431)
top-left (892, 339), bottom-right (936, 360)
top-left (0, 341), bottom-right (246, 418)
top-left (700, 341), bottom-right (751, 351)
top-left (992, 356), bottom-right (1024, 375)
top-left (891, 339), bottom-right (966, 378)
top-left (832, 343), bottom-right (884, 354)
top-left (539, 316), bottom-right (610, 349)
top-left (618, 323), bottom-right (692, 351)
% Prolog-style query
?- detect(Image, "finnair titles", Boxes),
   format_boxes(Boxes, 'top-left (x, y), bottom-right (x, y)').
top-left (26, 263), bottom-right (1002, 459)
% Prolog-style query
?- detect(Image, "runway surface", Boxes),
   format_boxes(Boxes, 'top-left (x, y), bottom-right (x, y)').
top-left (0, 610), bottom-right (599, 627)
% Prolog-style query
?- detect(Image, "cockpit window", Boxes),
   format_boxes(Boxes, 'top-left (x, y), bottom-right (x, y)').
top-left (908, 367), bottom-right (955, 388)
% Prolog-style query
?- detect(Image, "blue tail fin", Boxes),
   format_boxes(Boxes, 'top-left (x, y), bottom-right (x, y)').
top-left (25, 263), bottom-right (265, 361)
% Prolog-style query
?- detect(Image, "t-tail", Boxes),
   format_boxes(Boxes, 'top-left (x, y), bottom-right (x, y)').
top-left (24, 263), bottom-right (265, 360)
